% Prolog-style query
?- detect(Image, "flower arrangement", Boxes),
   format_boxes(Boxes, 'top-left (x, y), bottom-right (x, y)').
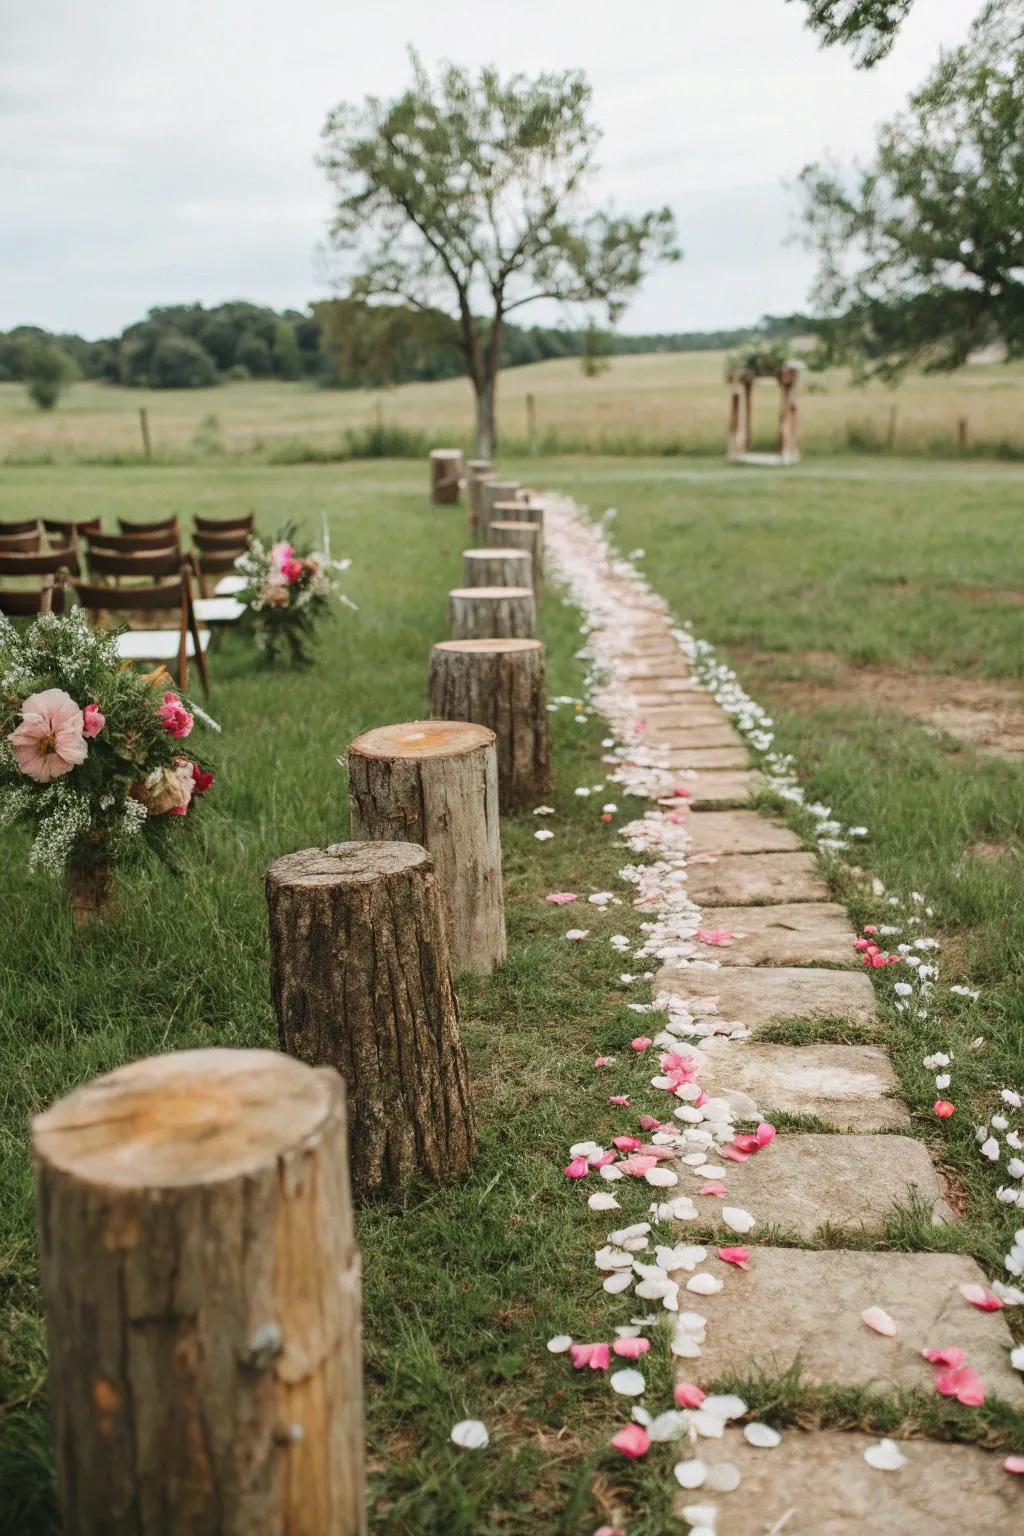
top-left (0, 608), bottom-right (215, 925)
top-left (234, 522), bottom-right (352, 666)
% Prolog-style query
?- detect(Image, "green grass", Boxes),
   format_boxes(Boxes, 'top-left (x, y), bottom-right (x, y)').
top-left (3, 457), bottom-right (1024, 1534)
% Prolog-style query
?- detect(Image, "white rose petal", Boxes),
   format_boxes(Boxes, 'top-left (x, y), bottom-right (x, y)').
top-left (864, 1438), bottom-right (907, 1472)
top-left (610, 1368), bottom-right (646, 1396)
top-left (546, 1335), bottom-right (572, 1353)
top-left (451, 1419), bottom-right (489, 1450)
top-left (744, 1422), bottom-right (781, 1448)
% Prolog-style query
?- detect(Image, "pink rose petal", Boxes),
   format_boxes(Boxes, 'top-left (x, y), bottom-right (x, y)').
top-left (756, 1122), bottom-right (776, 1147)
top-left (613, 1135), bottom-right (643, 1152)
top-left (960, 1283), bottom-right (1003, 1312)
top-left (590, 1149), bottom-right (617, 1168)
top-left (861, 1306), bottom-right (897, 1338)
top-left (721, 1145), bottom-right (750, 1164)
top-left (612, 1337), bottom-right (651, 1360)
top-left (619, 1155), bottom-right (658, 1177)
top-left (611, 1423), bottom-right (650, 1459)
top-left (639, 1115), bottom-right (662, 1131)
top-left (570, 1342), bottom-right (610, 1371)
top-left (921, 1347), bottom-right (966, 1369)
top-left (674, 1382), bottom-right (705, 1408)
top-left (1004, 1456), bottom-right (1024, 1475)
top-left (630, 1036), bottom-right (653, 1052)
top-left (564, 1156), bottom-right (590, 1179)
top-left (608, 1095), bottom-right (631, 1107)
top-left (717, 1246), bottom-right (750, 1268)
top-left (546, 892), bottom-right (578, 904)
top-left (934, 1365), bottom-right (986, 1406)
top-left (699, 1181), bottom-right (727, 1197)
top-left (594, 1056), bottom-right (614, 1067)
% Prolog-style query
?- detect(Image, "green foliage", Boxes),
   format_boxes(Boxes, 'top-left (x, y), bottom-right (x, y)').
top-left (725, 337), bottom-right (792, 379)
top-left (314, 299), bottom-right (464, 388)
top-left (234, 329), bottom-right (273, 378)
top-left (19, 342), bottom-right (77, 410)
top-left (799, 1), bottom-right (1024, 378)
top-left (318, 52), bottom-right (680, 450)
top-left (271, 319), bottom-right (302, 381)
top-left (792, 0), bottom-right (915, 65)
top-left (147, 334), bottom-right (218, 389)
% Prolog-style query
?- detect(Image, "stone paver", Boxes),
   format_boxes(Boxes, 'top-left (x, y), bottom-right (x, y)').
top-left (654, 964), bottom-right (878, 1031)
top-left (680, 1430), bottom-right (1023, 1535)
top-left (643, 725), bottom-right (747, 749)
top-left (686, 811), bottom-right (803, 856)
top-left (631, 700), bottom-right (727, 721)
top-left (695, 1041), bottom-right (909, 1129)
top-left (649, 744), bottom-right (751, 769)
top-left (685, 851), bottom-right (829, 906)
top-left (694, 902), bottom-right (857, 966)
top-left (681, 769), bottom-right (768, 808)
top-left (677, 1248), bottom-right (1024, 1400)
top-left (696, 1133), bottom-right (951, 1237)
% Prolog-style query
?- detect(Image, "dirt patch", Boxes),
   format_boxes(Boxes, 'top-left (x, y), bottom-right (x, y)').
top-left (734, 650), bottom-right (1024, 761)
top-left (964, 841), bottom-right (1015, 860)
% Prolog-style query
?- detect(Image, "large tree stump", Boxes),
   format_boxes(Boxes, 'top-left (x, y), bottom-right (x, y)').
top-left (266, 842), bottom-right (474, 1195)
top-left (462, 546), bottom-right (532, 589)
top-left (479, 479), bottom-right (521, 540)
top-left (428, 640), bottom-right (552, 812)
top-left (465, 459), bottom-right (493, 536)
top-left (487, 520), bottom-right (543, 589)
top-left (347, 723), bottom-right (506, 975)
top-left (32, 1047), bottom-right (365, 1536)
top-left (449, 585), bottom-right (536, 640)
top-left (429, 448), bottom-right (463, 504)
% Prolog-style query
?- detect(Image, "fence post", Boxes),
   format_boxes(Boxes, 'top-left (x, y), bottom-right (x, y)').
top-left (526, 392), bottom-right (538, 456)
top-left (887, 404), bottom-right (898, 452)
top-left (958, 415), bottom-right (968, 452)
top-left (32, 1047), bottom-right (366, 1535)
top-left (138, 407), bottom-right (152, 460)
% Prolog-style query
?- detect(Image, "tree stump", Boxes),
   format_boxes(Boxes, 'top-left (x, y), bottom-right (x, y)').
top-left (347, 723), bottom-right (506, 975)
top-left (428, 640), bottom-right (552, 812)
top-left (493, 497), bottom-right (542, 531)
top-left (449, 585), bottom-right (536, 640)
top-left (462, 546), bottom-right (533, 589)
top-left (32, 1047), bottom-right (365, 1536)
top-left (465, 459), bottom-right (493, 537)
top-left (429, 448), bottom-right (463, 504)
top-left (266, 842), bottom-right (474, 1195)
top-left (68, 859), bottom-right (116, 927)
top-left (479, 479), bottom-right (521, 540)
top-left (487, 520), bottom-right (543, 589)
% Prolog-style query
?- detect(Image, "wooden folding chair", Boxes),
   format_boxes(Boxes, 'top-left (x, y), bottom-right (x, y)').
top-left (88, 528), bottom-right (182, 554)
top-left (118, 515), bottom-right (179, 537)
top-left (0, 548), bottom-right (81, 581)
top-left (0, 530), bottom-right (42, 553)
top-left (192, 530), bottom-right (251, 597)
top-left (194, 512), bottom-right (255, 534)
top-left (85, 546), bottom-right (184, 585)
top-left (71, 564), bottom-right (210, 695)
top-left (0, 518), bottom-right (39, 536)
top-left (43, 517), bottom-right (102, 548)
top-left (0, 572), bottom-right (67, 617)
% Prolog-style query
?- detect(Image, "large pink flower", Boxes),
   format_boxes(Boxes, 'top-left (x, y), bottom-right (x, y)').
top-left (7, 689), bottom-right (87, 782)
top-left (270, 540), bottom-right (294, 571)
top-left (157, 692), bottom-right (194, 740)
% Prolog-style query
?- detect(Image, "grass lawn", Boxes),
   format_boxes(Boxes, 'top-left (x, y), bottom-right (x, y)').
top-left (1, 456), bottom-right (1023, 1534)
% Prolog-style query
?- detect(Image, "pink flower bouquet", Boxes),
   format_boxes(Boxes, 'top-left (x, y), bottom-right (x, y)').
top-left (234, 522), bottom-right (352, 666)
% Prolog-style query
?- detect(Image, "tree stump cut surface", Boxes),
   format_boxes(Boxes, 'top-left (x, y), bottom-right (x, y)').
top-left (32, 1047), bottom-right (365, 1536)
top-left (347, 724), bottom-right (506, 975)
top-left (449, 585), bottom-right (536, 640)
top-left (428, 639), bottom-right (551, 813)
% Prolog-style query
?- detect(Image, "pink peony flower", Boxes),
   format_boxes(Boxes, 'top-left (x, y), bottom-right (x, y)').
top-left (82, 703), bottom-right (105, 738)
top-left (157, 692), bottom-right (194, 739)
top-left (191, 762), bottom-right (215, 795)
top-left (281, 557), bottom-right (304, 583)
top-left (7, 688), bottom-right (87, 782)
top-left (270, 539), bottom-right (294, 571)
top-left (610, 1423), bottom-right (649, 1459)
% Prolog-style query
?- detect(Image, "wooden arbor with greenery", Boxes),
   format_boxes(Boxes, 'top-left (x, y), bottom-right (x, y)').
top-left (726, 341), bottom-right (802, 466)
top-left (318, 56), bottom-right (680, 459)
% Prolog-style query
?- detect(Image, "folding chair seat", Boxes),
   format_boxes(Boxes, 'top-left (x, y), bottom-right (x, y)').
top-left (71, 565), bottom-right (210, 694)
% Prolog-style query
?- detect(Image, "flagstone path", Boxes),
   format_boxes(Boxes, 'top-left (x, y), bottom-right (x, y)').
top-left (545, 498), bottom-right (1022, 1533)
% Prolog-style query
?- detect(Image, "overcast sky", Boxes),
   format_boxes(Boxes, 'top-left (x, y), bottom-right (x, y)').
top-left (0, 0), bottom-right (982, 339)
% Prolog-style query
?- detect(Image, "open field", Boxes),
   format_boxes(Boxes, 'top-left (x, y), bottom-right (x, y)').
top-left (4, 349), bottom-right (1024, 464)
top-left (1, 457), bottom-right (1023, 1531)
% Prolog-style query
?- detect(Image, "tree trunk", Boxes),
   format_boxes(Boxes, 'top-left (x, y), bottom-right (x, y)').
top-left (478, 480), bottom-right (521, 543)
top-left (32, 1047), bottom-right (366, 1536)
top-left (347, 722), bottom-right (506, 975)
top-left (474, 379), bottom-right (497, 459)
top-left (428, 449), bottom-right (463, 505)
top-left (266, 842), bottom-right (474, 1196)
top-left (486, 520), bottom-right (543, 589)
top-left (465, 459), bottom-right (493, 539)
top-left (428, 640), bottom-right (551, 813)
top-left (462, 547), bottom-right (532, 589)
top-left (68, 859), bottom-right (116, 927)
top-left (449, 585), bottom-right (536, 641)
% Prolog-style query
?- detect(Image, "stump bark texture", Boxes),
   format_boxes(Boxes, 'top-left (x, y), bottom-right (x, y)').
top-left (487, 520), bottom-right (543, 589)
top-left (347, 723), bottom-right (506, 975)
top-left (428, 640), bottom-right (551, 812)
top-left (68, 860), bottom-right (116, 927)
top-left (465, 459), bottom-right (493, 535)
top-left (267, 842), bottom-right (474, 1196)
top-left (479, 480), bottom-right (521, 540)
top-left (32, 1047), bottom-right (365, 1536)
top-left (449, 585), bottom-right (536, 640)
top-left (428, 448), bottom-right (462, 504)
top-left (462, 547), bottom-right (532, 589)
top-left (492, 498), bottom-right (542, 531)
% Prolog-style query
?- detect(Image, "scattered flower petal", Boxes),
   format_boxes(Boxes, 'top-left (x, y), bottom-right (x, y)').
top-left (451, 1419), bottom-right (489, 1450)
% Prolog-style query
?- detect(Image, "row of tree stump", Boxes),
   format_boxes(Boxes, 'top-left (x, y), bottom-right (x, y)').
top-left (30, 452), bottom-right (552, 1534)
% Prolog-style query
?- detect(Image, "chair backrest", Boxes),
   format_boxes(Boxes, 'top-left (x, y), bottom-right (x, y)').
top-left (0, 575), bottom-right (66, 617)
top-left (88, 528), bottom-right (182, 553)
top-left (42, 517), bottom-right (102, 544)
top-left (73, 571), bottom-right (188, 613)
top-left (0, 548), bottom-right (81, 578)
top-left (86, 546), bottom-right (184, 581)
top-left (194, 513), bottom-right (254, 534)
top-left (0, 530), bottom-right (41, 553)
top-left (192, 528), bottom-right (251, 552)
top-left (195, 546), bottom-right (246, 576)
top-left (0, 518), bottom-right (39, 535)
top-left (118, 515), bottom-right (179, 536)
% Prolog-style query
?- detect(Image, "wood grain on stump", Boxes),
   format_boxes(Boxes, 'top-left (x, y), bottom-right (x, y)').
top-left (449, 585), bottom-right (536, 640)
top-left (267, 842), bottom-right (474, 1194)
top-left (462, 546), bottom-right (532, 589)
top-left (32, 1047), bottom-right (365, 1536)
top-left (428, 639), bottom-right (551, 813)
top-left (487, 520), bottom-right (543, 589)
top-left (478, 480), bottom-right (521, 540)
top-left (428, 448), bottom-right (462, 505)
top-left (346, 725), bottom-right (506, 974)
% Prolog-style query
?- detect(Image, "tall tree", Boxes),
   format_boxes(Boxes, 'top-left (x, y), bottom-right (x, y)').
top-left (798, 0), bottom-right (1024, 378)
top-left (792, 1), bottom-right (915, 65)
top-left (318, 56), bottom-right (680, 456)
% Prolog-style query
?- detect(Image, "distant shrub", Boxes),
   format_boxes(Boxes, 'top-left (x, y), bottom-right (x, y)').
top-left (21, 342), bottom-right (78, 410)
top-left (149, 336), bottom-right (217, 390)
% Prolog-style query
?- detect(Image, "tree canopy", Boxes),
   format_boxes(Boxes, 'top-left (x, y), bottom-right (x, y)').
top-left (318, 54), bottom-right (679, 453)
top-left (798, 0), bottom-right (1024, 378)
top-left (792, 1), bottom-right (915, 65)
